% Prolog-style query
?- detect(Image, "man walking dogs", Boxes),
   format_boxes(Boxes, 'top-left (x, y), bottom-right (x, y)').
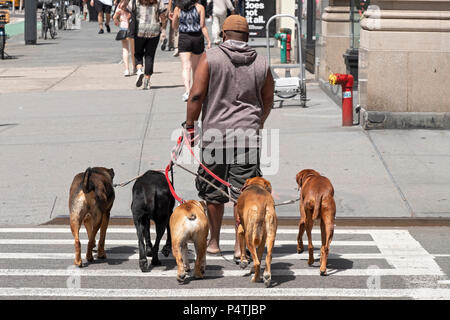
top-left (185, 15), bottom-right (274, 259)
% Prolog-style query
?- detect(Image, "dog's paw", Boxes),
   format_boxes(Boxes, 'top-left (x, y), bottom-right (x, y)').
top-left (263, 273), bottom-right (271, 287)
top-left (97, 253), bottom-right (107, 260)
top-left (74, 260), bottom-right (83, 268)
top-left (240, 259), bottom-right (249, 269)
top-left (320, 269), bottom-right (327, 276)
top-left (251, 275), bottom-right (261, 283)
top-left (139, 259), bottom-right (150, 272)
top-left (86, 255), bottom-right (94, 263)
top-left (177, 272), bottom-right (187, 284)
top-left (297, 247), bottom-right (304, 254)
top-left (161, 245), bottom-right (171, 257)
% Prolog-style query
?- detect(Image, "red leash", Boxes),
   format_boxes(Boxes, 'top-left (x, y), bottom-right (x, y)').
top-left (181, 129), bottom-right (241, 194)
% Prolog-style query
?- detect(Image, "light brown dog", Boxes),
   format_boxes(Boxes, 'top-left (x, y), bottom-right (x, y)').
top-left (236, 177), bottom-right (277, 287)
top-left (69, 167), bottom-right (115, 267)
top-left (170, 200), bottom-right (209, 283)
top-left (296, 169), bottom-right (336, 276)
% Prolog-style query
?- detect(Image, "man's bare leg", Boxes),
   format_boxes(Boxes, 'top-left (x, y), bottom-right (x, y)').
top-left (206, 202), bottom-right (224, 254)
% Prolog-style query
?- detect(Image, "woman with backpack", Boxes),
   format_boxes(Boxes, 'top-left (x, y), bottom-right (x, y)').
top-left (172, 0), bottom-right (211, 101)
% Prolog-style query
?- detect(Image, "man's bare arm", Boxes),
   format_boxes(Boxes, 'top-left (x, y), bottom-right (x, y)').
top-left (186, 53), bottom-right (209, 126)
top-left (260, 69), bottom-right (275, 128)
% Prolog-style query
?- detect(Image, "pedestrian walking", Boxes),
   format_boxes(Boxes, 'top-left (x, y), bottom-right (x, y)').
top-left (128, 0), bottom-right (166, 90)
top-left (91, 0), bottom-right (113, 33)
top-left (184, 15), bottom-right (274, 258)
top-left (160, 0), bottom-right (170, 50)
top-left (172, 0), bottom-right (211, 102)
top-left (82, 0), bottom-right (89, 20)
top-left (113, 0), bottom-right (136, 76)
top-left (168, 0), bottom-right (180, 56)
top-left (208, 0), bottom-right (234, 45)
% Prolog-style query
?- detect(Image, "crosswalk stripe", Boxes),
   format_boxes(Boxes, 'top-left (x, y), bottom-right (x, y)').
top-left (1, 287), bottom-right (449, 299)
top-left (0, 252), bottom-right (387, 260)
top-left (0, 268), bottom-right (442, 277)
top-left (0, 239), bottom-right (376, 246)
top-left (0, 228), bottom-right (372, 235)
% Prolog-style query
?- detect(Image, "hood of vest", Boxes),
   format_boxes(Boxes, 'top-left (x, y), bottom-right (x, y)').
top-left (219, 40), bottom-right (257, 65)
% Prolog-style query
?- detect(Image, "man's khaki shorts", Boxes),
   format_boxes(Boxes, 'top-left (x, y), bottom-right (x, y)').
top-left (195, 148), bottom-right (262, 204)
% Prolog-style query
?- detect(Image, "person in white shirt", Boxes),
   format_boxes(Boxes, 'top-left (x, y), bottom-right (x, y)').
top-left (91, 0), bottom-right (113, 34)
top-left (208, 0), bottom-right (234, 44)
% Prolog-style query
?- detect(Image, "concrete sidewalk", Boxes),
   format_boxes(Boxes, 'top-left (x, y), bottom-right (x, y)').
top-left (1, 21), bottom-right (449, 226)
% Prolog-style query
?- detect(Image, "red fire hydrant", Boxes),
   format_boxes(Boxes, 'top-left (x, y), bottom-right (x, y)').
top-left (286, 33), bottom-right (291, 62)
top-left (329, 73), bottom-right (354, 126)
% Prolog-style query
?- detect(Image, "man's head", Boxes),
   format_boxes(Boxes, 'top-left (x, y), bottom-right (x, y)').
top-left (222, 15), bottom-right (249, 42)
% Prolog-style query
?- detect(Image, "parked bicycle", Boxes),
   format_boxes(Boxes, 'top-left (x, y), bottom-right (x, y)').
top-left (41, 0), bottom-right (57, 39)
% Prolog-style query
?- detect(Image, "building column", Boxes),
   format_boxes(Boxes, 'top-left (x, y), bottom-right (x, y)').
top-left (359, 0), bottom-right (450, 129)
top-left (318, 1), bottom-right (352, 83)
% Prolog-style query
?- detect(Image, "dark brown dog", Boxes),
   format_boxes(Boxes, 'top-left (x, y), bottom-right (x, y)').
top-left (236, 177), bottom-right (277, 287)
top-left (69, 167), bottom-right (115, 267)
top-left (296, 169), bottom-right (336, 276)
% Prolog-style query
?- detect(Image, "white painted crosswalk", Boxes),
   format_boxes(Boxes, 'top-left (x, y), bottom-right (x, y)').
top-left (0, 226), bottom-right (448, 299)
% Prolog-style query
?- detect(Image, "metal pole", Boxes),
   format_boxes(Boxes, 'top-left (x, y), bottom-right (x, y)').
top-left (24, 0), bottom-right (37, 45)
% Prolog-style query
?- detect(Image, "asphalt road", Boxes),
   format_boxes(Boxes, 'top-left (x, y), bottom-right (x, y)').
top-left (0, 225), bottom-right (449, 300)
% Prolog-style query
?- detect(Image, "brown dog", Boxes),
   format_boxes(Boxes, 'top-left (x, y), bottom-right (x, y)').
top-left (69, 167), bottom-right (115, 267)
top-left (236, 177), bottom-right (277, 287)
top-left (296, 169), bottom-right (336, 276)
top-left (170, 200), bottom-right (209, 283)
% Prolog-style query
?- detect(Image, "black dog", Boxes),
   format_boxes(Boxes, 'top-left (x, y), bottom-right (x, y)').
top-left (131, 170), bottom-right (175, 272)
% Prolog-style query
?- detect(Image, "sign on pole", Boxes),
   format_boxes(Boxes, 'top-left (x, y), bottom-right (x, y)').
top-left (244, 0), bottom-right (276, 38)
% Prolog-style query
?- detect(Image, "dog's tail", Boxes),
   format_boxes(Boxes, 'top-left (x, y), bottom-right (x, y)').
top-left (186, 212), bottom-right (197, 221)
top-left (312, 194), bottom-right (323, 220)
top-left (82, 167), bottom-right (93, 194)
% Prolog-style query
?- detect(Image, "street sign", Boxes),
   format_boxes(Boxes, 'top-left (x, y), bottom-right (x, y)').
top-left (244, 0), bottom-right (276, 38)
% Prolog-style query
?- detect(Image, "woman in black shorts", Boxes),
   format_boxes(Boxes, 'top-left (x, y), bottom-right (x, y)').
top-left (172, 0), bottom-right (211, 101)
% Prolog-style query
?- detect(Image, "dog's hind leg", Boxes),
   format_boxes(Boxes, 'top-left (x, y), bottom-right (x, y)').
top-left (151, 221), bottom-right (165, 266)
top-left (247, 236), bottom-right (260, 283)
top-left (70, 217), bottom-right (83, 268)
top-left (306, 218), bottom-right (315, 266)
top-left (264, 213), bottom-right (277, 287)
top-left (161, 220), bottom-right (172, 257)
top-left (136, 221), bottom-right (150, 272)
top-left (172, 240), bottom-right (187, 283)
top-left (320, 216), bottom-right (335, 276)
top-left (97, 211), bottom-right (110, 260)
top-left (237, 224), bottom-right (248, 269)
top-left (297, 204), bottom-right (306, 254)
top-left (84, 215), bottom-right (95, 263)
top-left (194, 235), bottom-right (207, 279)
top-left (143, 217), bottom-right (152, 257)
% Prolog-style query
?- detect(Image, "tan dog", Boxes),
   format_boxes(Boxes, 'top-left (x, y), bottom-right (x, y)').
top-left (296, 169), bottom-right (336, 276)
top-left (236, 177), bottom-right (277, 287)
top-left (69, 167), bottom-right (115, 267)
top-left (170, 200), bottom-right (209, 283)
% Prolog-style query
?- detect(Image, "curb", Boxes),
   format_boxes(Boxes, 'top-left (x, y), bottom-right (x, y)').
top-left (42, 215), bottom-right (450, 227)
